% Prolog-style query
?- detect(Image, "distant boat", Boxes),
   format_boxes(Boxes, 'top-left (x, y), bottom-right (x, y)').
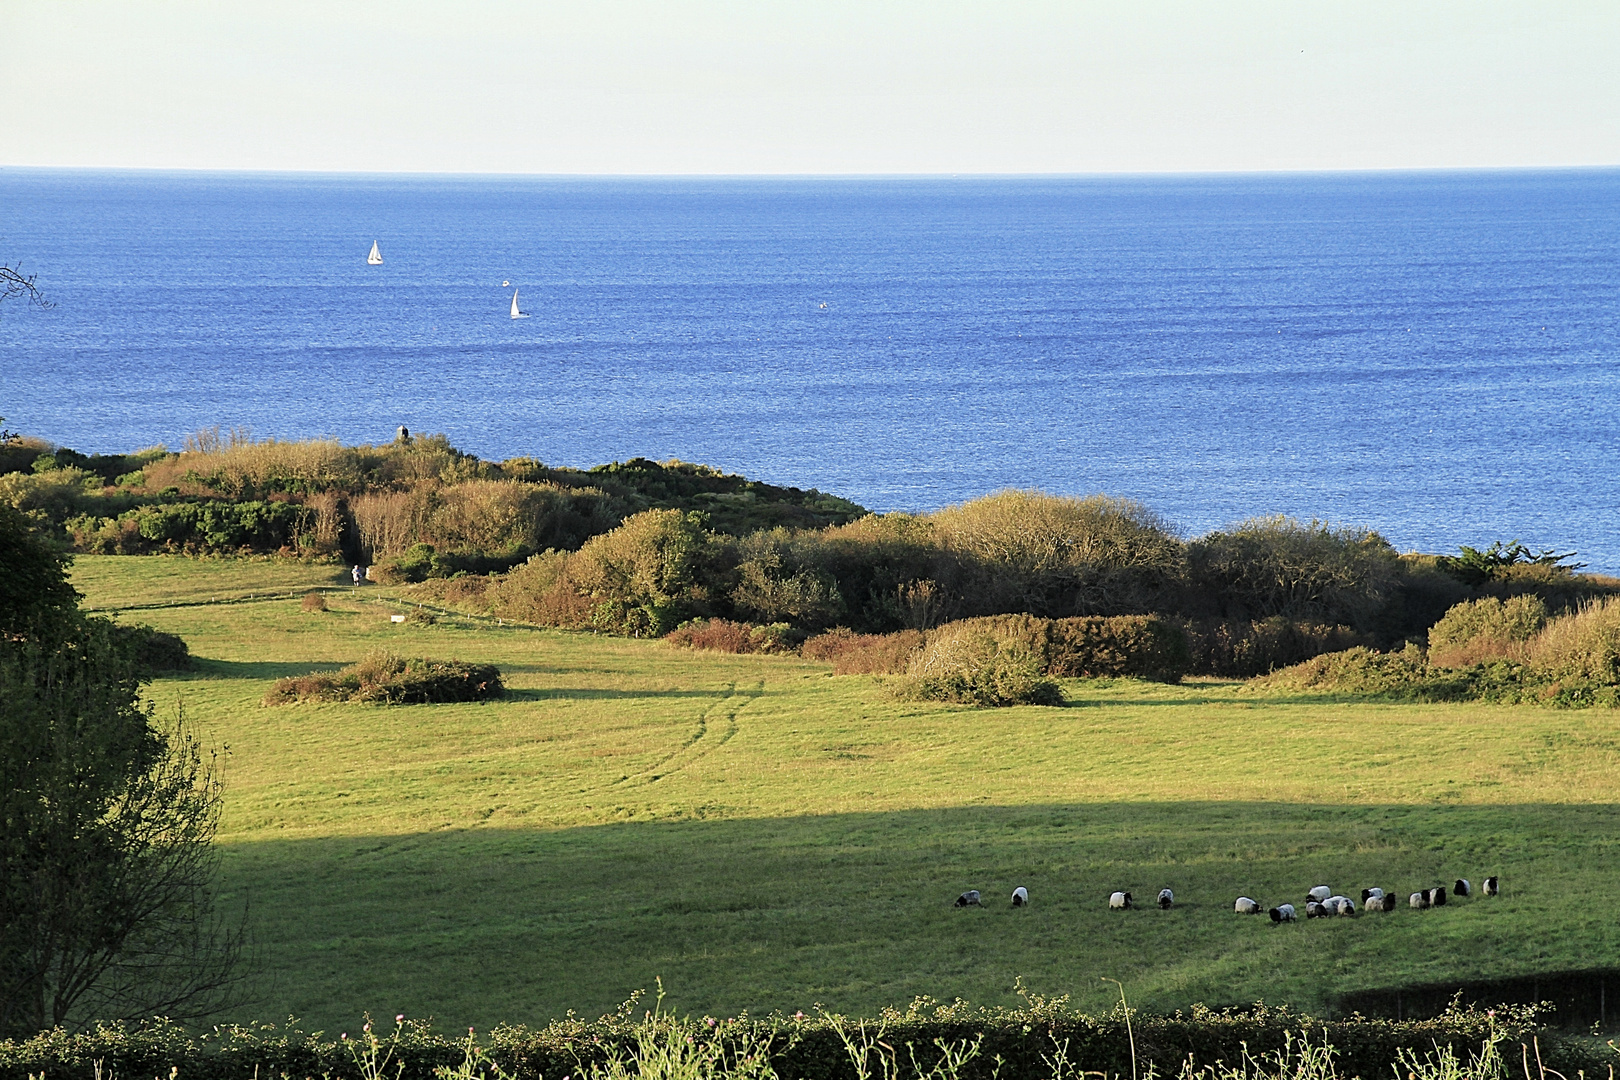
top-left (510, 289), bottom-right (529, 319)
top-left (367, 241), bottom-right (383, 265)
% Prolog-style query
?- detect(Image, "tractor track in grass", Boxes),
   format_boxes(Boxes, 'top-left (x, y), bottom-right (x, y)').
top-left (611, 680), bottom-right (763, 790)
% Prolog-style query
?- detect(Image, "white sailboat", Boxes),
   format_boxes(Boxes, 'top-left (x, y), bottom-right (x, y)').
top-left (367, 240), bottom-right (383, 265)
top-left (510, 288), bottom-right (529, 319)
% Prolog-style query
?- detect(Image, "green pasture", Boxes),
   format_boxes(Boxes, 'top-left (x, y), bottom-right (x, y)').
top-left (72, 556), bottom-right (1620, 1034)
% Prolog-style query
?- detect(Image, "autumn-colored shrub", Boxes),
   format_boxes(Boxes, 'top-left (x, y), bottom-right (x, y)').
top-left (664, 619), bottom-right (793, 654)
top-left (801, 628), bottom-right (926, 674)
top-left (1428, 595), bottom-right (1547, 668)
top-left (300, 592), bottom-right (327, 613)
top-left (902, 621), bottom-right (1063, 707)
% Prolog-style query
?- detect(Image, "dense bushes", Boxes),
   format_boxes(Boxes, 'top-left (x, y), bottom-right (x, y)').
top-left (1428, 595), bottom-right (1547, 667)
top-left (802, 629), bottom-right (927, 674)
top-left (263, 651), bottom-right (504, 705)
top-left (1262, 596), bottom-right (1620, 707)
top-left (1181, 618), bottom-right (1370, 677)
top-left (1186, 517), bottom-right (1401, 627)
top-left (903, 620), bottom-right (1064, 706)
top-left (666, 619), bottom-right (795, 654)
top-left (0, 998), bottom-right (1603, 1080)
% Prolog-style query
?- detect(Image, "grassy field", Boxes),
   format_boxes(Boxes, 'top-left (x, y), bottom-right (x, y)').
top-left (73, 556), bottom-right (1620, 1034)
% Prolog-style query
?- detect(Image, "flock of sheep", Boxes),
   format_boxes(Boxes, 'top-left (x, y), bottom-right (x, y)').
top-left (954, 877), bottom-right (1500, 918)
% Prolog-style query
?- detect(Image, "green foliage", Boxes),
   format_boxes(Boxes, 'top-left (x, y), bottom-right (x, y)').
top-left (0, 503), bottom-right (79, 634)
top-left (1428, 596), bottom-right (1548, 668)
top-left (729, 529), bottom-right (845, 628)
top-left (0, 534), bottom-right (233, 1034)
top-left (932, 491), bottom-right (1182, 618)
top-left (263, 651), bottom-right (504, 705)
top-left (1438, 541), bottom-right (1583, 588)
top-left (903, 621), bottom-right (1064, 707)
top-left (1528, 596), bottom-right (1620, 685)
top-left (665, 619), bottom-right (796, 655)
top-left (0, 999), bottom-right (1602, 1080)
top-left (1180, 617), bottom-right (1369, 677)
top-left (1187, 517), bottom-right (1400, 630)
top-left (567, 510), bottom-right (720, 636)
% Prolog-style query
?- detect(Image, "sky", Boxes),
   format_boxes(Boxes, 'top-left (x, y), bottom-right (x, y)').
top-left (1, 1), bottom-right (1618, 175)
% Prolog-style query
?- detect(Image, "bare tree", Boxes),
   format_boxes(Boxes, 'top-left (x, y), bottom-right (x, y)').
top-left (0, 262), bottom-right (52, 311)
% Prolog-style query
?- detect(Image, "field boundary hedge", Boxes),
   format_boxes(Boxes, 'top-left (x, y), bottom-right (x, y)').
top-left (1, 1000), bottom-right (1610, 1080)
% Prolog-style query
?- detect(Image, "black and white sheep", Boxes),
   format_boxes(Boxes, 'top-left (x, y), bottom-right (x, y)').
top-left (1308, 885), bottom-right (1332, 903)
top-left (1360, 887), bottom-right (1385, 903)
top-left (1324, 895), bottom-right (1356, 916)
top-left (1234, 896), bottom-right (1261, 914)
top-left (955, 890), bottom-right (982, 907)
top-left (1409, 891), bottom-right (1430, 909)
top-left (1012, 887), bottom-right (1029, 907)
top-left (1109, 891), bottom-right (1133, 910)
top-left (1305, 900), bottom-right (1328, 918)
top-left (1427, 885), bottom-right (1448, 907)
top-left (1269, 904), bottom-right (1297, 923)
top-left (1158, 889), bottom-right (1174, 909)
top-left (1483, 875), bottom-right (1500, 897)
top-left (1366, 894), bottom-right (1397, 912)
top-left (1453, 878), bottom-right (1471, 898)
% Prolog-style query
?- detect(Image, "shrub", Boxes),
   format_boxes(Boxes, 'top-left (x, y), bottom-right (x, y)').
top-left (263, 651), bottom-right (503, 705)
top-left (300, 592), bottom-right (328, 613)
top-left (931, 490), bottom-right (1182, 617)
top-left (1188, 516), bottom-right (1400, 629)
top-left (728, 528), bottom-right (844, 628)
top-left (566, 509), bottom-right (718, 636)
top-left (664, 619), bottom-right (793, 654)
top-left (113, 624), bottom-right (193, 674)
top-left (1258, 645), bottom-right (1476, 701)
top-left (802, 628), bottom-right (927, 674)
top-left (1529, 596), bottom-right (1620, 684)
top-left (488, 550), bottom-right (595, 629)
top-left (1181, 617), bottom-right (1370, 677)
top-left (1428, 595), bottom-right (1547, 668)
top-left (903, 621), bottom-right (1063, 707)
top-left (931, 614), bottom-right (1190, 682)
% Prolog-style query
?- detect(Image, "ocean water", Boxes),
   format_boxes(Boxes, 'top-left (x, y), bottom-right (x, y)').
top-left (1, 168), bottom-right (1616, 570)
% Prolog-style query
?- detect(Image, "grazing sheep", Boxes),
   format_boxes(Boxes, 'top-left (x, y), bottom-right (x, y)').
top-left (1483, 875), bottom-right (1500, 897)
top-left (1367, 894), bottom-right (1397, 912)
top-left (1409, 891), bottom-right (1430, 909)
top-left (1109, 891), bottom-right (1133, 910)
top-left (1234, 896), bottom-right (1261, 914)
top-left (1454, 878), bottom-right (1471, 898)
top-left (1158, 888), bottom-right (1174, 909)
top-left (1333, 896), bottom-right (1357, 916)
top-left (1011, 887), bottom-right (1029, 907)
top-left (1427, 885), bottom-right (1448, 907)
top-left (1360, 887), bottom-right (1385, 902)
top-left (1308, 885), bottom-right (1332, 903)
top-left (954, 890), bottom-right (982, 907)
top-left (1305, 900), bottom-right (1328, 918)
top-left (1269, 904), bottom-right (1297, 923)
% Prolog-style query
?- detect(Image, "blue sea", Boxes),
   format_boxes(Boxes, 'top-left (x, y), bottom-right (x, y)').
top-left (1, 168), bottom-right (1616, 570)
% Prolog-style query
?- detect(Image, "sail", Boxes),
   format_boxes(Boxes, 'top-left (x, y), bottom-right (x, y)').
top-left (510, 289), bottom-right (528, 319)
top-left (367, 241), bottom-right (383, 265)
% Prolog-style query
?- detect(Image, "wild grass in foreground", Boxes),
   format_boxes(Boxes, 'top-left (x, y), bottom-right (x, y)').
top-left (3, 994), bottom-right (1615, 1080)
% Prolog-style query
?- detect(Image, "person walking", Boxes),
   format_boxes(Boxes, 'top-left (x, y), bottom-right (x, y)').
top-left (352, 565), bottom-right (363, 587)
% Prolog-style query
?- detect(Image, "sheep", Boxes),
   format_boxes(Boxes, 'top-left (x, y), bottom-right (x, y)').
top-left (1483, 875), bottom-right (1500, 897)
top-left (1011, 887), bottom-right (1029, 907)
top-left (1427, 885), bottom-right (1448, 907)
top-left (1453, 878), bottom-right (1471, 898)
top-left (1333, 896), bottom-right (1357, 916)
top-left (1360, 887), bottom-right (1385, 902)
top-left (1234, 896), bottom-right (1261, 914)
top-left (1308, 885), bottom-right (1332, 903)
top-left (1109, 891), bottom-right (1133, 910)
top-left (1305, 900), bottom-right (1328, 918)
top-left (1409, 891), bottom-right (1430, 909)
top-left (1269, 904), bottom-right (1297, 923)
top-left (1366, 894), bottom-right (1396, 912)
top-left (1157, 888), bottom-right (1174, 909)
top-left (954, 890), bottom-right (982, 907)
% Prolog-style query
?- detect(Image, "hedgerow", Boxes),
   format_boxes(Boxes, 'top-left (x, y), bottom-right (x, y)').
top-left (0, 997), bottom-right (1607, 1080)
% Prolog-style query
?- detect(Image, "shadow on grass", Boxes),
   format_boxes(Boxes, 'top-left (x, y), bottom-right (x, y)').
top-left (216, 800), bottom-right (1620, 1032)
